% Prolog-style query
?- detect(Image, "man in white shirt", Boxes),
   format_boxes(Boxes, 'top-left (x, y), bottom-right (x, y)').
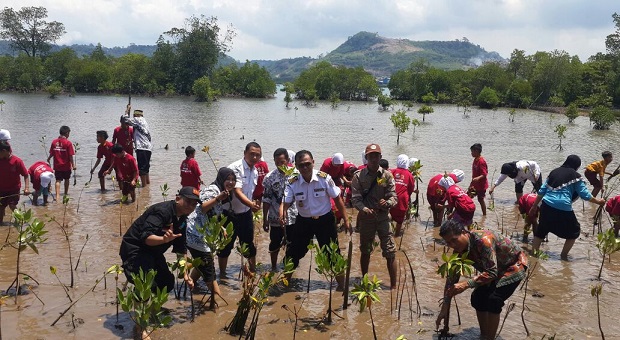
top-left (281, 150), bottom-right (351, 289)
top-left (219, 142), bottom-right (262, 275)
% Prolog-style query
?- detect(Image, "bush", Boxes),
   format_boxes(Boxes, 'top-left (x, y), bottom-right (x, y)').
top-left (565, 103), bottom-right (579, 123)
top-left (477, 86), bottom-right (500, 109)
top-left (590, 106), bottom-right (615, 130)
top-left (192, 76), bottom-right (219, 102)
top-left (46, 81), bottom-right (63, 98)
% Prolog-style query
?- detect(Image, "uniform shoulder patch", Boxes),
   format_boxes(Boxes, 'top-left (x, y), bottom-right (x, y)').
top-left (317, 171), bottom-right (328, 178)
top-left (288, 175), bottom-right (299, 184)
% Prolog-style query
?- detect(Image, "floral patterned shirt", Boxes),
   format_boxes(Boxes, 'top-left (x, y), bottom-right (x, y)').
top-left (461, 230), bottom-right (528, 288)
top-left (185, 184), bottom-right (233, 253)
top-left (262, 169), bottom-right (297, 226)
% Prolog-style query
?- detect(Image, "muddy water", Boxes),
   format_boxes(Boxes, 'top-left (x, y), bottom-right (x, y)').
top-left (1, 91), bottom-right (619, 339)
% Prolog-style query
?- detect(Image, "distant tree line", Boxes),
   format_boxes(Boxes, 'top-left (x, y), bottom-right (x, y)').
top-left (292, 61), bottom-right (380, 102)
top-left (388, 13), bottom-right (620, 112)
top-left (0, 7), bottom-right (275, 100)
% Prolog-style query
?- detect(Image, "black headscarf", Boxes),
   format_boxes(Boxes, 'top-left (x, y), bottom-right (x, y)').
top-left (546, 155), bottom-right (582, 189)
top-left (213, 167), bottom-right (235, 192)
top-left (501, 162), bottom-right (518, 179)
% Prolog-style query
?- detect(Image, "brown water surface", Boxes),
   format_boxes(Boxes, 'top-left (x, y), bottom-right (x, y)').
top-left (0, 91), bottom-right (619, 339)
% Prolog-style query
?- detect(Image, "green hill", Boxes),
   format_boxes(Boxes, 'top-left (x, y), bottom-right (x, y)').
top-left (256, 31), bottom-right (504, 82)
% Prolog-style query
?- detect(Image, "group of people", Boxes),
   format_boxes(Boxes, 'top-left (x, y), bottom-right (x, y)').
top-left (3, 115), bottom-right (620, 339)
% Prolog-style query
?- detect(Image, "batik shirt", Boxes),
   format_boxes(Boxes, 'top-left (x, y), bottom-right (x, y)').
top-left (185, 184), bottom-right (233, 253)
top-left (262, 169), bottom-right (298, 226)
top-left (461, 230), bottom-right (528, 288)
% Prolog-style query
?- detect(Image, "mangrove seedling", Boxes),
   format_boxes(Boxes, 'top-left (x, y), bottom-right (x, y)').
top-left (378, 94), bottom-right (393, 111)
top-left (411, 118), bottom-right (420, 136)
top-left (310, 241), bottom-right (348, 324)
top-left (74, 234), bottom-right (90, 271)
top-left (351, 274), bottom-right (382, 340)
top-left (159, 183), bottom-right (169, 202)
top-left (390, 109), bottom-right (411, 145)
top-left (47, 195), bottom-right (75, 288)
top-left (39, 135), bottom-right (48, 159)
top-left (196, 214), bottom-right (234, 309)
top-left (117, 268), bottom-right (172, 340)
top-left (565, 103), bottom-right (579, 123)
top-left (201, 145), bottom-right (218, 170)
top-left (417, 104), bottom-right (433, 122)
top-left (591, 283), bottom-right (605, 340)
top-left (50, 266), bottom-right (72, 302)
top-left (0, 99), bottom-right (4, 110)
top-left (436, 252), bottom-right (474, 337)
top-left (554, 124), bottom-right (566, 151)
top-left (51, 264), bottom-right (117, 326)
top-left (408, 159), bottom-right (423, 219)
top-left (226, 257), bottom-right (294, 337)
top-left (245, 258), bottom-right (295, 339)
top-left (520, 250), bottom-right (548, 336)
top-left (5, 208), bottom-right (47, 302)
top-left (72, 142), bottom-right (80, 186)
top-left (282, 295), bottom-right (307, 340)
top-left (329, 92), bottom-right (340, 109)
top-left (595, 228), bottom-right (620, 280)
top-left (508, 108), bottom-right (516, 122)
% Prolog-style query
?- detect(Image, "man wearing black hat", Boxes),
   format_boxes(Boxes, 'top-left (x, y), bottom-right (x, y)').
top-left (119, 186), bottom-right (200, 292)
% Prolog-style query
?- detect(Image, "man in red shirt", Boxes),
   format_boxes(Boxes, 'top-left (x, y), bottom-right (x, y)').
top-left (29, 161), bottom-right (54, 206)
top-left (469, 143), bottom-right (488, 216)
top-left (47, 125), bottom-right (76, 202)
top-left (426, 170), bottom-right (465, 227)
top-left (90, 130), bottom-right (114, 192)
top-left (180, 146), bottom-right (202, 190)
top-left (112, 116), bottom-right (134, 156)
top-left (105, 144), bottom-right (139, 203)
top-left (390, 154), bottom-right (416, 236)
top-left (0, 141), bottom-right (29, 224)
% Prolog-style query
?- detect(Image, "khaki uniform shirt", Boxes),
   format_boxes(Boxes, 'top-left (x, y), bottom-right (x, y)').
top-left (351, 167), bottom-right (398, 221)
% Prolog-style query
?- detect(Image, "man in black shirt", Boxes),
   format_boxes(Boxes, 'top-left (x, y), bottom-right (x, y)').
top-left (119, 186), bottom-right (200, 292)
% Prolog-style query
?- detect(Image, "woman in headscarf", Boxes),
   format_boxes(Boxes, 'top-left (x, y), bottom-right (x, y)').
top-left (489, 160), bottom-right (542, 202)
top-left (185, 167), bottom-right (236, 303)
top-left (529, 155), bottom-right (605, 260)
top-left (389, 154), bottom-right (416, 236)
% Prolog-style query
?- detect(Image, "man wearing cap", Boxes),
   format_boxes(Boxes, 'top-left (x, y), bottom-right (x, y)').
top-left (124, 108), bottom-right (152, 186)
top-left (351, 143), bottom-right (398, 289)
top-left (29, 161), bottom-right (55, 206)
top-left (427, 170), bottom-right (465, 227)
top-left (220, 142), bottom-right (262, 274)
top-left (119, 186), bottom-right (200, 292)
top-left (281, 150), bottom-right (350, 287)
top-left (0, 141), bottom-right (29, 224)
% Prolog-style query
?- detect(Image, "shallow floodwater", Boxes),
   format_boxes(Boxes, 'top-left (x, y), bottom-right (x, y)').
top-left (0, 91), bottom-right (619, 339)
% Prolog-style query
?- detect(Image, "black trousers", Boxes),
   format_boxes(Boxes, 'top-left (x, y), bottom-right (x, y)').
top-left (285, 211), bottom-right (339, 268)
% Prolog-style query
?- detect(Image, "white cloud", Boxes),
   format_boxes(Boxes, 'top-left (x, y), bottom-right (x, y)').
top-left (2, 0), bottom-right (618, 60)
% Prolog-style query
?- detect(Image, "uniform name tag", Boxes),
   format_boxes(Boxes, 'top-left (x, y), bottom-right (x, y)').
top-left (314, 188), bottom-right (325, 192)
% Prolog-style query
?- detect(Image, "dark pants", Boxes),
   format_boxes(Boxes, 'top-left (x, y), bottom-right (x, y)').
top-left (471, 280), bottom-right (521, 314)
top-left (285, 211), bottom-right (339, 268)
top-left (188, 247), bottom-right (216, 283)
top-left (269, 224), bottom-right (292, 252)
top-left (121, 251), bottom-right (174, 293)
top-left (515, 175), bottom-right (543, 194)
top-left (136, 149), bottom-right (152, 175)
top-left (218, 210), bottom-right (256, 258)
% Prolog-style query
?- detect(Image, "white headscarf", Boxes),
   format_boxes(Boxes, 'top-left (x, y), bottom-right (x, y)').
top-left (451, 169), bottom-right (465, 183)
top-left (396, 154), bottom-right (409, 169)
top-left (361, 150), bottom-right (368, 165)
top-left (408, 157), bottom-right (419, 168)
top-left (287, 150), bottom-right (296, 163)
top-left (438, 176), bottom-right (455, 190)
top-left (332, 153), bottom-right (344, 165)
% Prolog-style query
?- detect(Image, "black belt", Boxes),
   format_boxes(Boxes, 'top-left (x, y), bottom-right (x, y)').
top-left (298, 211), bottom-right (333, 220)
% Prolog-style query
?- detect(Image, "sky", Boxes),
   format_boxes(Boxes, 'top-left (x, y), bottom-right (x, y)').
top-left (3, 0), bottom-right (619, 61)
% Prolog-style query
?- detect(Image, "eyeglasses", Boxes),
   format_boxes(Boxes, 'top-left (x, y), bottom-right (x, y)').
top-left (297, 162), bottom-right (313, 169)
